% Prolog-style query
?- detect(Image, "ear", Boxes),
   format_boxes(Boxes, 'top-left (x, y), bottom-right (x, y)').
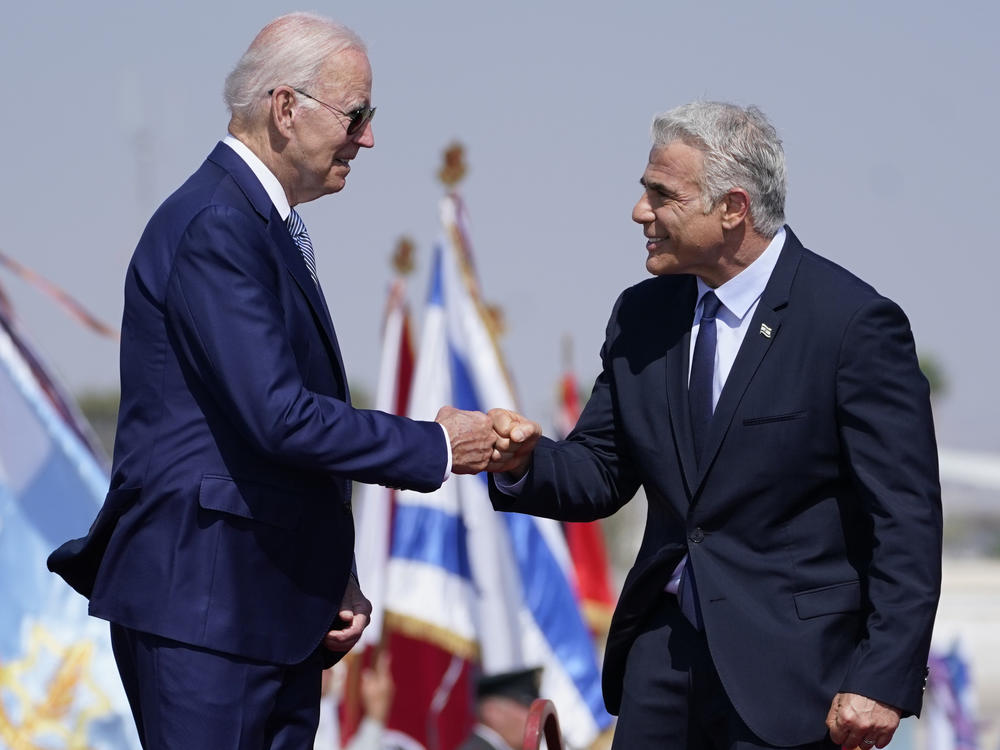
top-left (269, 86), bottom-right (298, 137)
top-left (719, 188), bottom-right (750, 230)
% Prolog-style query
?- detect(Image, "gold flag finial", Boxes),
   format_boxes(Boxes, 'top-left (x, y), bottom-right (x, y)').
top-left (438, 142), bottom-right (467, 187)
top-left (391, 236), bottom-right (416, 276)
top-left (484, 303), bottom-right (506, 339)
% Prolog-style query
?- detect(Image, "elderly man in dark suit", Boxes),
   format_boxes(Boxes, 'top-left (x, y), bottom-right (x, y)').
top-left (48, 12), bottom-right (495, 749)
top-left (488, 101), bottom-right (942, 750)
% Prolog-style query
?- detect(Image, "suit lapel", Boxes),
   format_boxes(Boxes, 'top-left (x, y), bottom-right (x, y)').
top-left (692, 229), bottom-right (803, 494)
top-left (315, 284), bottom-right (351, 404)
top-left (267, 217), bottom-right (350, 400)
top-left (663, 279), bottom-right (700, 495)
top-left (207, 142), bottom-right (350, 400)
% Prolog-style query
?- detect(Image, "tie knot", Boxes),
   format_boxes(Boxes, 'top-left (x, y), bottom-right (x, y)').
top-left (699, 291), bottom-right (722, 321)
top-left (286, 209), bottom-right (307, 239)
top-left (285, 208), bottom-right (318, 284)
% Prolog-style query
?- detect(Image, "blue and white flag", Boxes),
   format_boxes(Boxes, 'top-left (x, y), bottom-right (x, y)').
top-left (0, 305), bottom-right (139, 749)
top-left (926, 642), bottom-right (980, 750)
top-left (384, 195), bottom-right (612, 748)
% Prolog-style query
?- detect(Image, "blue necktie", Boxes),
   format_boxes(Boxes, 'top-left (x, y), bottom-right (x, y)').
top-left (286, 209), bottom-right (318, 286)
top-left (679, 291), bottom-right (722, 630)
top-left (688, 291), bottom-right (722, 467)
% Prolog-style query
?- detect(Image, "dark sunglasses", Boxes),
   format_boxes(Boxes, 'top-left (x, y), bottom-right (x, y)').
top-left (267, 87), bottom-right (375, 135)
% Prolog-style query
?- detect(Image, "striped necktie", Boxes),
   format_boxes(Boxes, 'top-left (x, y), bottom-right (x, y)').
top-left (286, 209), bottom-right (318, 286)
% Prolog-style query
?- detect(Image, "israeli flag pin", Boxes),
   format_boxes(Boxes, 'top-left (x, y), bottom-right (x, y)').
top-left (760, 323), bottom-right (772, 339)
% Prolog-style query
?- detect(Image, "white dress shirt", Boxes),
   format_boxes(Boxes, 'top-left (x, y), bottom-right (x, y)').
top-left (222, 134), bottom-right (291, 220)
top-left (688, 228), bottom-right (786, 405)
top-left (666, 227), bottom-right (786, 593)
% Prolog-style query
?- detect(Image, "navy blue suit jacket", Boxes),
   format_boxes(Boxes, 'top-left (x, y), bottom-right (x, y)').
top-left (50, 142), bottom-right (447, 666)
top-left (491, 229), bottom-right (942, 746)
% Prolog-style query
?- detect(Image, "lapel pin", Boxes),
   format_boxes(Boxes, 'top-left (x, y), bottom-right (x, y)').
top-left (759, 323), bottom-right (772, 339)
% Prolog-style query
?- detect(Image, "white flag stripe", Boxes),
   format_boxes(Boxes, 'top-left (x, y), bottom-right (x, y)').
top-left (385, 557), bottom-right (479, 642)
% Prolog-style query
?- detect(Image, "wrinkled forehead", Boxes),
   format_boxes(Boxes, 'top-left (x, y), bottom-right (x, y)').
top-left (316, 47), bottom-right (373, 103)
top-left (645, 141), bottom-right (705, 183)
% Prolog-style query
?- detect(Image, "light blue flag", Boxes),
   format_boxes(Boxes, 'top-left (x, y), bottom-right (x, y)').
top-left (0, 309), bottom-right (139, 749)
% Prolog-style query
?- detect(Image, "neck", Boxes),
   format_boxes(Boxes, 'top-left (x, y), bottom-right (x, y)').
top-left (228, 119), bottom-right (297, 206)
top-left (730, 229), bottom-right (771, 269)
top-left (702, 226), bottom-right (772, 288)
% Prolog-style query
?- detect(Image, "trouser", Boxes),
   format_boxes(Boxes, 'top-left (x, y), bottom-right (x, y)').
top-left (611, 595), bottom-right (838, 750)
top-left (110, 623), bottom-right (323, 750)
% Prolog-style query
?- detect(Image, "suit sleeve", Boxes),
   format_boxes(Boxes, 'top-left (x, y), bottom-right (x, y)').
top-left (164, 205), bottom-right (447, 492)
top-left (834, 296), bottom-right (942, 715)
top-left (490, 291), bottom-right (642, 520)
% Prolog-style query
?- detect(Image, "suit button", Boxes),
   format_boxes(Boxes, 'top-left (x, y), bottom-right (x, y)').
top-left (690, 528), bottom-right (705, 543)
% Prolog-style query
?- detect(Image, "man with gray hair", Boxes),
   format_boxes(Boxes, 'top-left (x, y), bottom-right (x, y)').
top-left (48, 12), bottom-right (496, 748)
top-left (487, 101), bottom-right (941, 749)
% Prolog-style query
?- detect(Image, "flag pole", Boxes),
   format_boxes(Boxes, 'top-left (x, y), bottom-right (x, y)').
top-left (0, 248), bottom-right (119, 340)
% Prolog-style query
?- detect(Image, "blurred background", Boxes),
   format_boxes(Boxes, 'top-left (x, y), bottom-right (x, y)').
top-left (2, 1), bottom-right (997, 748)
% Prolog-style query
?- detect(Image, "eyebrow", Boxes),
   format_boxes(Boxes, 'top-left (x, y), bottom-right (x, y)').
top-left (640, 177), bottom-right (679, 199)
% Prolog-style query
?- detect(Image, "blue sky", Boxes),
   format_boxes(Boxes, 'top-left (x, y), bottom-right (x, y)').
top-left (2, 0), bottom-right (996, 451)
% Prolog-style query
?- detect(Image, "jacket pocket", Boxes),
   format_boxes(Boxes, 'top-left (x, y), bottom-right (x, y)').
top-left (793, 580), bottom-right (861, 619)
top-left (198, 474), bottom-right (301, 531)
top-left (743, 410), bottom-right (808, 426)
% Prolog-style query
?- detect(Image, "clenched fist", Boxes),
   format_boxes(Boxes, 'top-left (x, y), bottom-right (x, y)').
top-left (436, 406), bottom-right (496, 474)
top-left (487, 408), bottom-right (542, 479)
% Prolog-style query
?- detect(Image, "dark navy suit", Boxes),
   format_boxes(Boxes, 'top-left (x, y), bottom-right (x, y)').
top-left (491, 229), bottom-right (942, 748)
top-left (50, 143), bottom-right (447, 746)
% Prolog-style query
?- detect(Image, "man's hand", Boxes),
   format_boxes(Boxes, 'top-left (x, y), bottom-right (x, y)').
top-left (360, 650), bottom-right (395, 724)
top-left (323, 573), bottom-right (372, 654)
top-left (826, 692), bottom-right (902, 749)
top-left (435, 406), bottom-right (496, 474)
top-left (487, 408), bottom-right (542, 479)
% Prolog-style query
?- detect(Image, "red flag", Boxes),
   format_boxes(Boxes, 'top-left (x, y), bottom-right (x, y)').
top-left (380, 628), bottom-right (475, 750)
top-left (557, 350), bottom-right (616, 634)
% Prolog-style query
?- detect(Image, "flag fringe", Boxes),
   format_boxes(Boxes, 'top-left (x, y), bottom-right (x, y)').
top-left (383, 611), bottom-right (480, 662)
top-left (581, 601), bottom-right (614, 634)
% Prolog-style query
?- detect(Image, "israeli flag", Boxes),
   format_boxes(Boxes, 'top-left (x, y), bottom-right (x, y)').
top-left (385, 196), bottom-right (612, 748)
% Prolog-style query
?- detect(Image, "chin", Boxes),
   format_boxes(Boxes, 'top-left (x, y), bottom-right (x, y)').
top-left (646, 257), bottom-right (674, 276)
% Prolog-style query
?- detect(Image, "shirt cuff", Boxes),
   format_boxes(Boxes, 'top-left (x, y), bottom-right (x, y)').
top-left (493, 470), bottom-right (529, 495)
top-left (664, 554), bottom-right (687, 596)
top-left (438, 423), bottom-right (452, 482)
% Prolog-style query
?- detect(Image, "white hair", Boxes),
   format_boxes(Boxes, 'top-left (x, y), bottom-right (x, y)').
top-left (224, 12), bottom-right (366, 127)
top-left (652, 101), bottom-right (787, 237)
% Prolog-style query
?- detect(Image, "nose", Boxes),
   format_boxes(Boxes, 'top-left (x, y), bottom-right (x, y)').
top-left (632, 193), bottom-right (652, 224)
top-left (354, 120), bottom-right (374, 149)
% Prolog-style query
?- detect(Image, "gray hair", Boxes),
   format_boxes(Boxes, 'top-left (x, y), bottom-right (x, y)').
top-left (651, 101), bottom-right (787, 237)
top-left (224, 12), bottom-right (366, 127)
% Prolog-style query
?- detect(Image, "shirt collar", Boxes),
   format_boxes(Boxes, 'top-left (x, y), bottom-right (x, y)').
top-left (472, 724), bottom-right (515, 750)
top-left (221, 134), bottom-right (291, 221)
top-left (695, 227), bottom-right (786, 320)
